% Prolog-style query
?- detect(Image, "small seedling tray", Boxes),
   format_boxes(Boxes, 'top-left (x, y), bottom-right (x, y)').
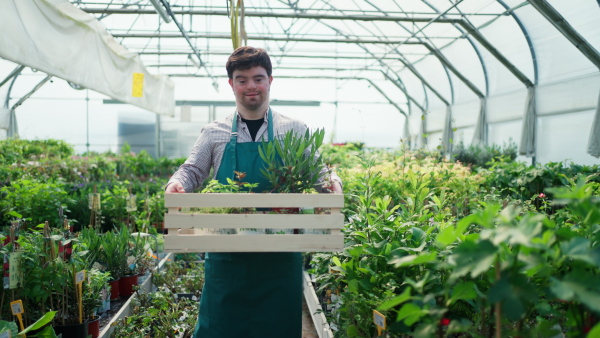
top-left (163, 193), bottom-right (344, 252)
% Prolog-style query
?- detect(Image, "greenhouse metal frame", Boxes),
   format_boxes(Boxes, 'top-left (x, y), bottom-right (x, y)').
top-left (0, 0), bottom-right (599, 164)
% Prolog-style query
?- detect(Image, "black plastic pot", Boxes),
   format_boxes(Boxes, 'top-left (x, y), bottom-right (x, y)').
top-left (176, 292), bottom-right (200, 301)
top-left (54, 321), bottom-right (88, 338)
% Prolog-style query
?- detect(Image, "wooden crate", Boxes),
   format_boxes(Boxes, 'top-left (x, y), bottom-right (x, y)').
top-left (164, 193), bottom-right (344, 252)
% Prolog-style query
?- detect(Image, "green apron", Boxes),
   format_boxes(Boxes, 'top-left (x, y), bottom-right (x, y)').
top-left (194, 109), bottom-right (302, 338)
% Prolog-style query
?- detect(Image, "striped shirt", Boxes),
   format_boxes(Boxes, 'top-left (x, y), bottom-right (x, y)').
top-left (167, 108), bottom-right (340, 193)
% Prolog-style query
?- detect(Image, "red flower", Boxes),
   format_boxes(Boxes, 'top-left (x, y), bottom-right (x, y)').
top-left (539, 193), bottom-right (546, 198)
top-left (440, 318), bottom-right (451, 326)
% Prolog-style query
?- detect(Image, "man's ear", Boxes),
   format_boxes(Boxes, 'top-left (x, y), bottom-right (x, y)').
top-left (228, 78), bottom-right (233, 88)
top-left (269, 75), bottom-right (273, 85)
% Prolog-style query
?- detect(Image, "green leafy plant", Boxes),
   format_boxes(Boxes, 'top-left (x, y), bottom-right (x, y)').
top-left (152, 261), bottom-right (204, 297)
top-left (259, 128), bottom-right (328, 193)
top-left (0, 179), bottom-right (73, 229)
top-left (112, 289), bottom-right (198, 338)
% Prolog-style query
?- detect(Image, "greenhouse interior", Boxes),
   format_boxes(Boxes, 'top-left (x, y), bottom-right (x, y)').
top-left (0, 0), bottom-right (599, 337)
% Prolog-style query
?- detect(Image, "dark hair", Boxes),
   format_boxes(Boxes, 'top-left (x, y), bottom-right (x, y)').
top-left (226, 46), bottom-right (272, 79)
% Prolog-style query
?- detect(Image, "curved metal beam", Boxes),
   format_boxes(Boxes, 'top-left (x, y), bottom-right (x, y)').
top-left (381, 71), bottom-right (426, 112)
top-left (111, 32), bottom-right (427, 44)
top-left (366, 79), bottom-right (407, 117)
top-left (422, 43), bottom-right (484, 98)
top-left (84, 7), bottom-right (534, 87)
top-left (162, 73), bottom-right (408, 114)
top-left (497, 0), bottom-right (539, 85)
top-left (0, 65), bottom-right (25, 89)
top-left (528, 0), bottom-right (600, 70)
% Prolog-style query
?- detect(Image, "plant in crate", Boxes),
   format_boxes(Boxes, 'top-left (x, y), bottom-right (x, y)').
top-left (258, 128), bottom-right (330, 234)
top-left (258, 128), bottom-right (327, 194)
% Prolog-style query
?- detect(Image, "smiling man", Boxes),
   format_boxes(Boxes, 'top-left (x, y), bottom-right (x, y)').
top-left (165, 46), bottom-right (342, 338)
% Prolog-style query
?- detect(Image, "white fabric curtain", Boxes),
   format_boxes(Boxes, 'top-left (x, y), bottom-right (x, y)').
top-left (0, 106), bottom-right (19, 139)
top-left (0, 0), bottom-right (175, 116)
top-left (472, 98), bottom-right (487, 145)
top-left (519, 87), bottom-right (537, 156)
top-left (587, 89), bottom-right (600, 157)
top-left (417, 113), bottom-right (427, 149)
top-left (441, 105), bottom-right (453, 154)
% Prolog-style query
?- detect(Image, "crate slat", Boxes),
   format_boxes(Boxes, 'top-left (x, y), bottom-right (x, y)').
top-left (164, 234), bottom-right (345, 252)
top-left (165, 193), bottom-right (344, 208)
top-left (164, 193), bottom-right (345, 252)
top-left (164, 213), bottom-right (344, 229)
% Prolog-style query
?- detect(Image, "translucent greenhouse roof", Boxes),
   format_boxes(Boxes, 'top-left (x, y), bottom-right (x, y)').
top-left (1, 0), bottom-right (599, 164)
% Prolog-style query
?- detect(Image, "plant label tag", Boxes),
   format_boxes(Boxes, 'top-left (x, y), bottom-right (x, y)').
top-left (10, 300), bottom-right (23, 315)
top-left (373, 309), bottom-right (386, 335)
top-left (0, 330), bottom-right (10, 338)
top-left (8, 253), bottom-right (22, 289)
top-left (76, 270), bottom-right (86, 284)
top-left (3, 254), bottom-right (8, 289)
top-left (132, 73), bottom-right (144, 97)
top-left (126, 194), bottom-right (137, 212)
top-left (89, 193), bottom-right (101, 210)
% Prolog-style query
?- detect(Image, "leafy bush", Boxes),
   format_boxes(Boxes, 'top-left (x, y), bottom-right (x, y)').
top-left (478, 160), bottom-right (600, 204)
top-left (0, 179), bottom-right (73, 229)
top-left (310, 153), bottom-right (600, 337)
top-left (0, 139), bottom-right (74, 165)
top-left (451, 140), bottom-right (517, 168)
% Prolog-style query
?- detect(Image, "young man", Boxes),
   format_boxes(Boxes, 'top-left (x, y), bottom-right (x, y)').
top-left (166, 46), bottom-right (342, 337)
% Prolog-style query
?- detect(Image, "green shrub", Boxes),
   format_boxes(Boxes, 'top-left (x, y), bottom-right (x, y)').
top-left (0, 179), bottom-right (73, 229)
top-left (451, 140), bottom-right (517, 168)
top-left (0, 139), bottom-right (74, 165)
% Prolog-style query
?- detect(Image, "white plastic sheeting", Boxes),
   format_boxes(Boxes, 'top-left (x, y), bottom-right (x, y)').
top-left (441, 105), bottom-right (453, 154)
top-left (472, 98), bottom-right (487, 145)
top-left (519, 87), bottom-right (537, 157)
top-left (0, 107), bottom-right (18, 139)
top-left (0, 0), bottom-right (174, 116)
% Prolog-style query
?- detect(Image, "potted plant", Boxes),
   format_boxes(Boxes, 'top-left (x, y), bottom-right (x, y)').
top-left (97, 225), bottom-right (129, 300)
top-left (83, 268), bottom-right (111, 338)
top-left (119, 231), bottom-right (151, 298)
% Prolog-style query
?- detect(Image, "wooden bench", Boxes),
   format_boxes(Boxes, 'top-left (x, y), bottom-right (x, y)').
top-left (164, 193), bottom-right (344, 252)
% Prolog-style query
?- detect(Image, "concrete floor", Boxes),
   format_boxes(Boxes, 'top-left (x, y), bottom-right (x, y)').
top-left (302, 298), bottom-right (319, 338)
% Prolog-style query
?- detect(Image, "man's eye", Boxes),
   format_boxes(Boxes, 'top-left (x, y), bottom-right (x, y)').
top-left (238, 81), bottom-right (245, 84)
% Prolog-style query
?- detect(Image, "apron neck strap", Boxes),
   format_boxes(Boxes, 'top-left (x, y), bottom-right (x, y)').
top-left (231, 107), bottom-right (273, 141)
top-left (227, 108), bottom-right (273, 174)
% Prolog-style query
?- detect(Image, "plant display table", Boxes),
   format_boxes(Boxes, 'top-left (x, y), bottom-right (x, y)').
top-left (164, 193), bottom-right (344, 252)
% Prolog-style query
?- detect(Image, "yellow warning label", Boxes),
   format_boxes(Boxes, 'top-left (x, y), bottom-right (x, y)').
top-left (132, 73), bottom-right (144, 97)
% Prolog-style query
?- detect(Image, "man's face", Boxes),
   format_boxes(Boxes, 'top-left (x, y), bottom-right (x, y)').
top-left (228, 66), bottom-right (273, 113)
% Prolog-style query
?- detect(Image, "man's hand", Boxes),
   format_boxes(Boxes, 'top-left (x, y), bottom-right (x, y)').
top-left (165, 181), bottom-right (185, 193)
top-left (331, 180), bottom-right (343, 194)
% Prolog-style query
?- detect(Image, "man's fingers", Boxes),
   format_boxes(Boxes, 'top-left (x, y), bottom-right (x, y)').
top-left (166, 182), bottom-right (185, 193)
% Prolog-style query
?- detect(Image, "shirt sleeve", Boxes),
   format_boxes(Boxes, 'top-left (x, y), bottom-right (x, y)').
top-left (166, 126), bottom-right (215, 193)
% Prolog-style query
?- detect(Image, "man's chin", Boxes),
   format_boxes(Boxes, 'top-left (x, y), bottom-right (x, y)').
top-left (242, 102), bottom-right (264, 111)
